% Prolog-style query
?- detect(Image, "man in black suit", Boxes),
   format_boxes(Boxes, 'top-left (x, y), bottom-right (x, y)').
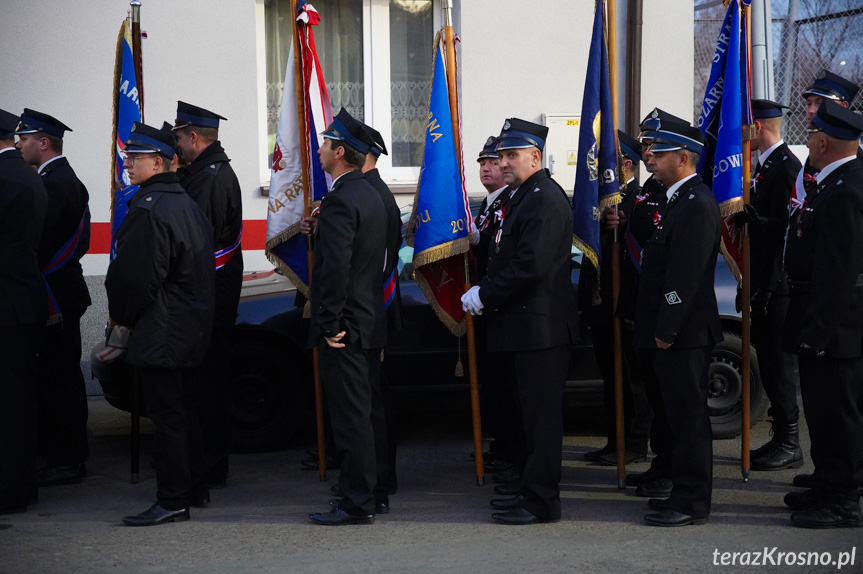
top-left (635, 118), bottom-right (722, 527)
top-left (16, 109), bottom-right (91, 488)
top-left (782, 101), bottom-right (863, 529)
top-left (0, 108), bottom-right (48, 514)
top-left (734, 100), bottom-right (802, 472)
top-left (108, 122), bottom-right (215, 526)
top-left (173, 101), bottom-right (243, 489)
top-left (462, 118), bottom-right (578, 525)
top-left (582, 130), bottom-right (651, 467)
top-left (307, 109), bottom-right (387, 526)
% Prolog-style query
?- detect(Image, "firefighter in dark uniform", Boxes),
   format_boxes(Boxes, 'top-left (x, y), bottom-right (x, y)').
top-left (782, 101), bottom-right (863, 529)
top-left (635, 118), bottom-right (722, 527)
top-left (790, 71), bottom-right (862, 490)
top-left (173, 101), bottom-right (243, 489)
top-left (462, 118), bottom-right (578, 525)
top-left (108, 122), bottom-right (215, 526)
top-left (15, 109), bottom-right (91, 487)
top-left (0, 108), bottom-right (48, 514)
top-left (581, 130), bottom-right (651, 466)
top-left (307, 109), bottom-right (387, 526)
top-left (734, 99), bottom-right (803, 471)
top-left (471, 136), bottom-right (525, 478)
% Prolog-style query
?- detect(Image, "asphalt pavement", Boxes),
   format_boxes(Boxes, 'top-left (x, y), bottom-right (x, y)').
top-left (0, 398), bottom-right (859, 574)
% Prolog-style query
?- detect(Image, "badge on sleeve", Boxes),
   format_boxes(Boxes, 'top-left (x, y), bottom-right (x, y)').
top-left (665, 291), bottom-right (682, 305)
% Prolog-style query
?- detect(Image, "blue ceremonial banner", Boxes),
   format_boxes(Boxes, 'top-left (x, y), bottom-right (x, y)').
top-left (572, 0), bottom-right (619, 271)
top-left (406, 34), bottom-right (471, 336)
top-left (696, 0), bottom-right (751, 281)
top-left (111, 20), bottom-right (142, 260)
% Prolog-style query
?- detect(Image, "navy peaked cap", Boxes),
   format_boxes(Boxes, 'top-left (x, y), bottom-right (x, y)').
top-left (0, 108), bottom-right (19, 139)
top-left (360, 121), bottom-right (388, 156)
top-left (17, 108), bottom-right (72, 138)
top-left (495, 118), bottom-right (547, 152)
top-left (803, 71), bottom-right (859, 103)
top-left (125, 121), bottom-right (177, 158)
top-left (618, 130), bottom-right (642, 164)
top-left (174, 101), bottom-right (226, 130)
top-left (322, 108), bottom-right (371, 155)
top-left (751, 99), bottom-right (787, 119)
top-left (812, 99), bottom-right (863, 141)
top-left (477, 136), bottom-right (499, 162)
top-left (639, 107), bottom-right (689, 139)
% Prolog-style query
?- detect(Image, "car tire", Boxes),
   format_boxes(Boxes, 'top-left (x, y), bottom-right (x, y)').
top-left (707, 331), bottom-right (768, 439)
top-left (228, 334), bottom-right (307, 453)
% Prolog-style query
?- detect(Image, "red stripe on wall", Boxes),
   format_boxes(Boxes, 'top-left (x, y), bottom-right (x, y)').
top-left (87, 220), bottom-right (269, 254)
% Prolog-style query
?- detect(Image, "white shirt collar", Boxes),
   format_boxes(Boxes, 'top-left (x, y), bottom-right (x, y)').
top-left (38, 154), bottom-right (64, 173)
top-left (626, 176), bottom-right (636, 185)
top-left (758, 139), bottom-right (784, 166)
top-left (665, 173), bottom-right (698, 203)
top-left (330, 169), bottom-right (357, 187)
top-left (485, 185), bottom-right (507, 206)
top-left (0, 146), bottom-right (15, 155)
top-left (816, 155), bottom-right (858, 185)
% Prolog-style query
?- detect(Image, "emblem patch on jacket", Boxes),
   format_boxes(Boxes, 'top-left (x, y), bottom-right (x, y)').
top-left (665, 291), bottom-right (682, 305)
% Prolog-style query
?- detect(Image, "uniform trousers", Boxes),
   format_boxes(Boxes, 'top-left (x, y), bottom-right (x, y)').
top-left (193, 327), bottom-right (231, 483)
top-left (139, 367), bottom-right (207, 510)
top-left (643, 346), bottom-right (714, 518)
top-left (798, 355), bottom-right (863, 497)
top-left (503, 345), bottom-right (570, 520)
top-left (637, 349), bottom-right (674, 478)
top-left (478, 335), bottom-right (526, 464)
top-left (0, 323), bottom-right (40, 508)
top-left (368, 350), bottom-right (397, 501)
top-left (36, 317), bottom-right (89, 466)
top-left (319, 339), bottom-right (378, 515)
top-left (751, 294), bottom-right (799, 425)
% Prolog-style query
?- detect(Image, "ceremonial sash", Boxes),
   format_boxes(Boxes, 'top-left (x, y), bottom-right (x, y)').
top-left (790, 167), bottom-right (817, 215)
top-left (215, 226), bottom-right (243, 270)
top-left (383, 268), bottom-right (397, 309)
top-left (624, 229), bottom-right (643, 273)
top-left (42, 206), bottom-right (87, 316)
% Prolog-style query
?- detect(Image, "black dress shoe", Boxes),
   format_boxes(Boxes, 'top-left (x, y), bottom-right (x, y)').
top-left (625, 467), bottom-right (663, 487)
top-left (36, 463), bottom-right (86, 487)
top-left (784, 488), bottom-right (828, 511)
top-left (635, 477), bottom-right (673, 498)
top-left (492, 507), bottom-right (557, 525)
top-left (644, 509), bottom-right (707, 527)
top-left (301, 455), bottom-right (341, 471)
top-left (494, 483), bottom-right (522, 496)
top-left (485, 459), bottom-right (517, 473)
top-left (490, 495), bottom-right (524, 510)
top-left (122, 504), bottom-right (190, 526)
top-left (583, 444), bottom-right (615, 462)
top-left (330, 498), bottom-right (390, 515)
top-left (791, 503), bottom-right (863, 529)
top-left (597, 450), bottom-right (648, 466)
top-left (190, 490), bottom-right (210, 508)
top-left (309, 507), bottom-right (374, 525)
top-left (647, 498), bottom-right (671, 511)
top-left (492, 468), bottom-right (522, 484)
top-left (793, 473), bottom-right (817, 489)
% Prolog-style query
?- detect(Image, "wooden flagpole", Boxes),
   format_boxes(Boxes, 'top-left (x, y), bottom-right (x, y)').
top-left (443, 0), bottom-right (484, 486)
top-left (605, 0), bottom-right (627, 489)
top-left (130, 0), bottom-right (143, 122)
top-left (740, 0), bottom-right (753, 481)
top-left (129, 0), bottom-right (143, 485)
top-left (290, 0), bottom-right (327, 481)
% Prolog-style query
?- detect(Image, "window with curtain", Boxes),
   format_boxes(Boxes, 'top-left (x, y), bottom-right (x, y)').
top-left (265, 0), bottom-right (436, 174)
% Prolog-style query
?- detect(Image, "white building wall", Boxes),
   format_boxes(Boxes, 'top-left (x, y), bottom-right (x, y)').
top-left (0, 0), bottom-right (695, 271)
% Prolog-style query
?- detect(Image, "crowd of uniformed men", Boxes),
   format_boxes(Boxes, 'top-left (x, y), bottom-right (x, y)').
top-left (1, 69), bottom-right (862, 529)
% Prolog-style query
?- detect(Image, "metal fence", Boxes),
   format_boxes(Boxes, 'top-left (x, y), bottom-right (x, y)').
top-left (695, 0), bottom-right (863, 145)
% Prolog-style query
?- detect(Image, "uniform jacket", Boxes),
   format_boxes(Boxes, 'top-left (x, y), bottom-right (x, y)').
top-left (478, 169), bottom-right (578, 353)
top-left (38, 156), bottom-right (91, 319)
top-left (105, 172), bottom-right (215, 368)
top-left (0, 149), bottom-right (48, 326)
top-left (309, 169), bottom-right (387, 350)
top-left (178, 142), bottom-right (243, 328)
top-left (784, 158), bottom-right (863, 358)
top-left (473, 189), bottom-right (508, 281)
top-left (617, 176), bottom-right (666, 321)
top-left (635, 174), bottom-right (722, 349)
top-left (749, 142), bottom-right (801, 293)
top-left (365, 167), bottom-right (403, 331)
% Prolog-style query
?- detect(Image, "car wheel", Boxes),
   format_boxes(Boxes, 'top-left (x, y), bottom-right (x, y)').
top-left (228, 334), bottom-right (307, 453)
top-left (707, 331), bottom-right (768, 439)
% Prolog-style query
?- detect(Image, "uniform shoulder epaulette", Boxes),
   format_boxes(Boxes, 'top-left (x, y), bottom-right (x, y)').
top-left (137, 191), bottom-right (165, 211)
top-left (202, 162), bottom-right (223, 176)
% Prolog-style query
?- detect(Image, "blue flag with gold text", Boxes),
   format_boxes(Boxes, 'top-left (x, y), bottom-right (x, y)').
top-left (572, 0), bottom-right (619, 271)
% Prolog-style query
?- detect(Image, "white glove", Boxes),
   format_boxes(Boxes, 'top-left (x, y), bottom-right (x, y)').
top-left (469, 217), bottom-right (480, 245)
top-left (461, 285), bottom-right (484, 315)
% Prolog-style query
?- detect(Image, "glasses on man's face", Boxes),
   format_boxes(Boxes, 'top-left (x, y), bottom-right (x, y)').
top-left (124, 154), bottom-right (156, 165)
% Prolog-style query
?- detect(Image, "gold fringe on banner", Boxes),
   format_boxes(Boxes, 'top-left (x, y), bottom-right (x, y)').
top-left (264, 200), bottom-right (321, 298)
top-left (414, 271), bottom-right (467, 337)
top-left (412, 237), bottom-right (469, 269)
